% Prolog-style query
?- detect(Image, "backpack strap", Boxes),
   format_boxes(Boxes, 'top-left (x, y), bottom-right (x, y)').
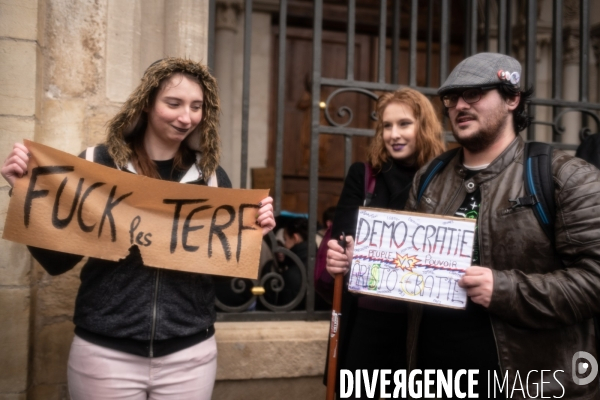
top-left (363, 162), bottom-right (377, 206)
top-left (510, 142), bottom-right (555, 243)
top-left (417, 147), bottom-right (461, 203)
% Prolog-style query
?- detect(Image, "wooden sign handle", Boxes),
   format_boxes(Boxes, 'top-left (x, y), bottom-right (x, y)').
top-left (326, 273), bottom-right (344, 400)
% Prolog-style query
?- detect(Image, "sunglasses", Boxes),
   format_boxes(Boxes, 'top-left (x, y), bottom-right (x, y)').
top-left (441, 86), bottom-right (498, 108)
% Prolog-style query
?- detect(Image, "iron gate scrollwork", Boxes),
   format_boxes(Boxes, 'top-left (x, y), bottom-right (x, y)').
top-left (323, 88), bottom-right (379, 129)
top-left (215, 231), bottom-right (308, 314)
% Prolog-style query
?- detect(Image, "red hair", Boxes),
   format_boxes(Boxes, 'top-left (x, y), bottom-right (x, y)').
top-left (368, 88), bottom-right (445, 170)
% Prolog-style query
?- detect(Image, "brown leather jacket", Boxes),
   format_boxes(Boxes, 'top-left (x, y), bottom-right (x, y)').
top-left (405, 136), bottom-right (600, 399)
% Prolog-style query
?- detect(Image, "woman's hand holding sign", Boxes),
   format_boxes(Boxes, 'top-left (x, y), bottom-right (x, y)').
top-left (326, 236), bottom-right (355, 277)
top-left (1, 143), bottom-right (30, 187)
top-left (256, 196), bottom-right (275, 236)
top-left (458, 266), bottom-right (494, 308)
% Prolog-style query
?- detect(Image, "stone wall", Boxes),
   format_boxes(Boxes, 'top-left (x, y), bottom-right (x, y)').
top-left (0, 0), bottom-right (39, 398)
top-left (213, 321), bottom-right (328, 400)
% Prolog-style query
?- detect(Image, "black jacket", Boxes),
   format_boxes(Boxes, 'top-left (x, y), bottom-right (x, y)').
top-left (331, 161), bottom-right (416, 239)
top-left (28, 145), bottom-right (231, 357)
top-left (325, 160), bottom-right (416, 386)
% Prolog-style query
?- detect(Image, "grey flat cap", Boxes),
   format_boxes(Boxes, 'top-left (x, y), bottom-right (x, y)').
top-left (438, 52), bottom-right (522, 95)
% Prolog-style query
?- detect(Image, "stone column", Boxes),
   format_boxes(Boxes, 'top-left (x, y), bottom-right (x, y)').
top-left (534, 27), bottom-right (553, 143)
top-left (512, 1), bottom-right (551, 141)
top-left (0, 0), bottom-right (38, 396)
top-left (213, 0), bottom-right (243, 186)
top-left (558, 0), bottom-right (581, 145)
top-left (562, 25), bottom-right (582, 145)
top-left (140, 0), bottom-right (166, 76)
top-left (106, 0), bottom-right (142, 103)
top-left (164, 0), bottom-right (210, 62)
top-left (590, 24), bottom-right (600, 107)
top-left (246, 12), bottom-right (272, 186)
top-left (589, 1), bottom-right (600, 106)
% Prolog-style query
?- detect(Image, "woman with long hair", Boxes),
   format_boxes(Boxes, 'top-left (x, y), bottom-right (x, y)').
top-left (1, 58), bottom-right (275, 400)
top-left (322, 88), bottom-right (445, 399)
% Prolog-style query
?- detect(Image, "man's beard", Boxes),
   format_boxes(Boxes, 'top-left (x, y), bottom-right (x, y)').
top-left (451, 108), bottom-right (509, 153)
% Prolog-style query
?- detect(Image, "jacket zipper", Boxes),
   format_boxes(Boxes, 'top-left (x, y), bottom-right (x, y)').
top-left (149, 269), bottom-right (161, 357)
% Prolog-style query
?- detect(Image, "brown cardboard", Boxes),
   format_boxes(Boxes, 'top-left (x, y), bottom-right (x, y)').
top-left (3, 140), bottom-right (269, 279)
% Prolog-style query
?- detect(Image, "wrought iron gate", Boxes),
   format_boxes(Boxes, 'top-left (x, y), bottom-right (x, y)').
top-left (208, 0), bottom-right (599, 321)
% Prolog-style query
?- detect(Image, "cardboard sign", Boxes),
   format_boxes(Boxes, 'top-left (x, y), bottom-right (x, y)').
top-left (348, 207), bottom-right (477, 309)
top-left (3, 140), bottom-right (268, 279)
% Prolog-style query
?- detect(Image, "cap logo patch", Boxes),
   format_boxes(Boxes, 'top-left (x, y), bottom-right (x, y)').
top-left (497, 70), bottom-right (520, 85)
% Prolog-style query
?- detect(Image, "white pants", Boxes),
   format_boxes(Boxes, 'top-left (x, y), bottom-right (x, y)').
top-left (67, 335), bottom-right (218, 400)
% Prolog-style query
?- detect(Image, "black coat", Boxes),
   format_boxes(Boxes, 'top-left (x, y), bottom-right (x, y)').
top-left (331, 161), bottom-right (416, 239)
top-left (325, 159), bottom-right (417, 387)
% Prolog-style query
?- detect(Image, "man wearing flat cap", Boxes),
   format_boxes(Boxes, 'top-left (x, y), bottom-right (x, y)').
top-left (405, 52), bottom-right (600, 399)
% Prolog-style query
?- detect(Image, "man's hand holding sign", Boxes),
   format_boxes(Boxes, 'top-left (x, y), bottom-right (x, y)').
top-left (458, 266), bottom-right (494, 308)
top-left (3, 140), bottom-right (272, 280)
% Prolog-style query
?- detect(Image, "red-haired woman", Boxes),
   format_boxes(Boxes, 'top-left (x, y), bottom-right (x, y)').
top-left (324, 88), bottom-right (445, 399)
